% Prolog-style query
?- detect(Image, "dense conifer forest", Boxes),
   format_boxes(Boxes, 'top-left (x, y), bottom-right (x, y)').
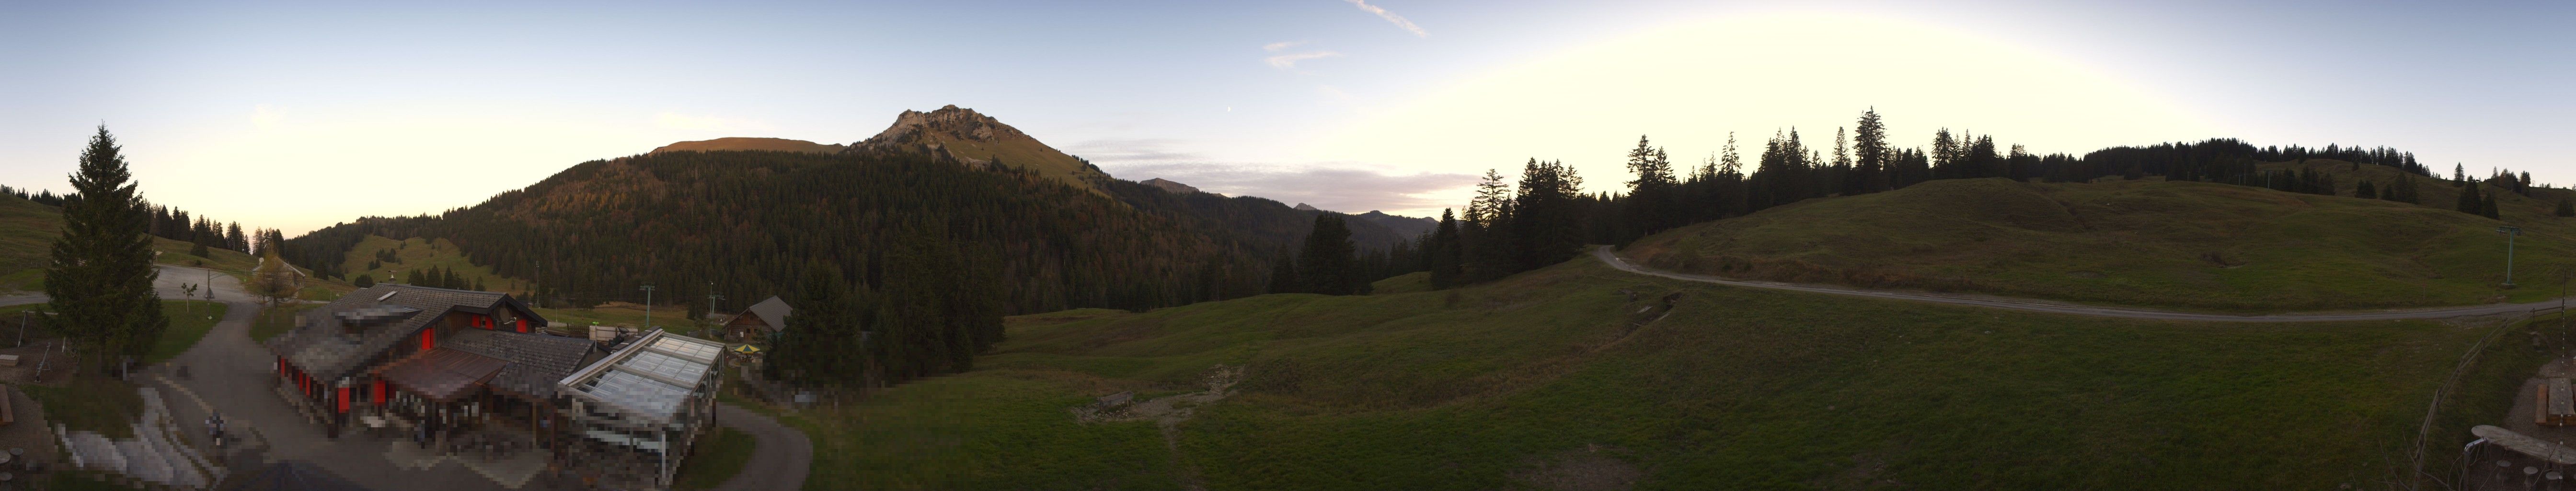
top-left (276, 150), bottom-right (1423, 317)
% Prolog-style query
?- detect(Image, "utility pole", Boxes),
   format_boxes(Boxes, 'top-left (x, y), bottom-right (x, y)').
top-left (2499, 226), bottom-right (2523, 287)
top-left (641, 282), bottom-right (656, 330)
top-left (706, 282), bottom-right (724, 339)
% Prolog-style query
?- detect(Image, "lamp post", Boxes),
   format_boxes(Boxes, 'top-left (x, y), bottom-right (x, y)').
top-left (2499, 226), bottom-right (2524, 287)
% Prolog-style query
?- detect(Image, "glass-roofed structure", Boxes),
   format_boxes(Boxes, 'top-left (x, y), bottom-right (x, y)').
top-left (555, 328), bottom-right (726, 490)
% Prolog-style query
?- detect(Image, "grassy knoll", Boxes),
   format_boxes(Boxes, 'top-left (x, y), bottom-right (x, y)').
top-left (23, 378), bottom-right (142, 439)
top-left (336, 235), bottom-right (529, 294)
top-left (770, 254), bottom-right (2532, 490)
top-left (1368, 271), bottom-right (1432, 295)
top-left (1626, 167), bottom-right (2576, 312)
top-left (148, 300), bottom-right (224, 364)
top-left (672, 427), bottom-right (759, 490)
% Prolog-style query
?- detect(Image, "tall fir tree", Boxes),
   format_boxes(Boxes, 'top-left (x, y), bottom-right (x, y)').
top-left (1852, 108), bottom-right (1889, 193)
top-left (1294, 214), bottom-right (1363, 295)
top-left (1266, 250), bottom-right (1300, 294)
top-left (2558, 196), bottom-right (2575, 218)
top-left (1622, 136), bottom-right (1677, 241)
top-left (1463, 168), bottom-right (1516, 283)
top-left (44, 126), bottom-right (168, 373)
top-left (2458, 179), bottom-right (2484, 215)
top-left (1426, 209), bottom-right (1463, 289)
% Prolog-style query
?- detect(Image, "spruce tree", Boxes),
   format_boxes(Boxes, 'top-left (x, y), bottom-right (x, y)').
top-left (2356, 180), bottom-right (2377, 199)
top-left (1266, 251), bottom-right (1300, 294)
top-left (2482, 194), bottom-right (2501, 219)
top-left (2459, 180), bottom-right (2484, 214)
top-left (1427, 209), bottom-right (1463, 289)
top-left (1852, 108), bottom-right (1889, 193)
top-left (44, 126), bottom-right (168, 373)
top-left (2559, 196), bottom-right (2575, 218)
top-left (1295, 215), bottom-right (1360, 295)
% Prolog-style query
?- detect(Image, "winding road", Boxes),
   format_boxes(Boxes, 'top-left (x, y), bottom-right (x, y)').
top-left (1594, 246), bottom-right (2569, 323)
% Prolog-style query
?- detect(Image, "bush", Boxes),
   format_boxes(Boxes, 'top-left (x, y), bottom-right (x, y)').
top-left (353, 274), bottom-right (375, 288)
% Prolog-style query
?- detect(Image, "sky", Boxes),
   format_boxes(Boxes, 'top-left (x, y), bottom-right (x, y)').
top-left (1, 0), bottom-right (2568, 235)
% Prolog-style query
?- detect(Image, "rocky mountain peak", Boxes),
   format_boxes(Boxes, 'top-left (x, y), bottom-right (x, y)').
top-left (859, 105), bottom-right (1026, 149)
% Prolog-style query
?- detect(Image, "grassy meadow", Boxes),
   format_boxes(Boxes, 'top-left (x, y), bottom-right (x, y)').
top-left (0, 193), bottom-right (262, 292)
top-left (336, 235), bottom-right (531, 294)
top-left (757, 253), bottom-right (2540, 490)
top-left (1625, 162), bottom-right (2576, 312)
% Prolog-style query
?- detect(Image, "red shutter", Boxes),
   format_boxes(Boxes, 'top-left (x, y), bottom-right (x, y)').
top-left (373, 379), bottom-right (387, 404)
top-left (338, 386), bottom-right (351, 413)
top-left (422, 328), bottom-right (436, 350)
top-left (516, 318), bottom-right (529, 333)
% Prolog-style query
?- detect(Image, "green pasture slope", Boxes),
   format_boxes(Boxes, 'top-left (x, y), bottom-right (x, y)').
top-left (780, 253), bottom-right (2538, 490)
top-left (0, 193), bottom-right (260, 292)
top-left (1627, 163), bottom-right (2576, 312)
top-left (336, 235), bottom-right (529, 293)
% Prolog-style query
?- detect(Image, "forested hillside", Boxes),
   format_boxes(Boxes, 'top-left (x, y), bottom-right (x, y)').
top-left (277, 149), bottom-right (1415, 316)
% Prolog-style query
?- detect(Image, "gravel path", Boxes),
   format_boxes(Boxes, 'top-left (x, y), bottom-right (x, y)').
top-left (713, 404), bottom-right (811, 491)
top-left (1596, 246), bottom-right (2569, 322)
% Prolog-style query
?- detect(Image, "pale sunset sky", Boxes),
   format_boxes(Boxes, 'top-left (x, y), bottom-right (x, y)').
top-left (1, 0), bottom-right (2567, 235)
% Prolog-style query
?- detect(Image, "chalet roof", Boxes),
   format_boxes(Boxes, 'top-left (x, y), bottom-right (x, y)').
top-left (377, 348), bottom-right (507, 401)
top-left (736, 295), bottom-right (792, 331)
top-left (443, 328), bottom-right (604, 399)
top-left (264, 284), bottom-right (544, 382)
top-left (558, 329), bottom-right (724, 428)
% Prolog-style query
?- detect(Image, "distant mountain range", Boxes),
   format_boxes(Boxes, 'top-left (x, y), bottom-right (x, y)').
top-left (280, 105), bottom-right (1431, 313)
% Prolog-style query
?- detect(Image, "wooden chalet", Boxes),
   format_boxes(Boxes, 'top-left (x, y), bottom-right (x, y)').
top-left (263, 284), bottom-right (601, 443)
top-left (719, 295), bottom-right (792, 342)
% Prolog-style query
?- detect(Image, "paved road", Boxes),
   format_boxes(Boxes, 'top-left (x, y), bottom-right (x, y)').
top-left (713, 404), bottom-right (812, 491)
top-left (1594, 246), bottom-right (2571, 323)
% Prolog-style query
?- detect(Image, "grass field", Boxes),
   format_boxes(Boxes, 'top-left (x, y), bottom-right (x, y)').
top-left (759, 253), bottom-right (2542, 490)
top-left (147, 300), bottom-right (224, 364)
top-left (672, 427), bottom-right (759, 490)
top-left (337, 235), bottom-right (531, 295)
top-left (23, 377), bottom-right (143, 439)
top-left (1626, 164), bottom-right (2576, 312)
top-left (0, 193), bottom-right (261, 292)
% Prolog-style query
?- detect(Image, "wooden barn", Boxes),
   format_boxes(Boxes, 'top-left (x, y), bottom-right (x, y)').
top-left (719, 295), bottom-right (792, 342)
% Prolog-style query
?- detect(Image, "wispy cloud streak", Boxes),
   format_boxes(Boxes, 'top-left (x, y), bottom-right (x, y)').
top-left (1265, 51), bottom-right (1343, 70)
top-left (1343, 0), bottom-right (1428, 38)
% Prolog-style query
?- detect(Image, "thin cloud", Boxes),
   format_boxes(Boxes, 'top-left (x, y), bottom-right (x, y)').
top-left (1066, 138), bottom-right (1204, 163)
top-left (1344, 0), bottom-right (1428, 38)
top-left (1265, 51), bottom-right (1343, 70)
top-left (1103, 161), bottom-right (1473, 214)
top-left (1263, 41), bottom-right (1306, 52)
